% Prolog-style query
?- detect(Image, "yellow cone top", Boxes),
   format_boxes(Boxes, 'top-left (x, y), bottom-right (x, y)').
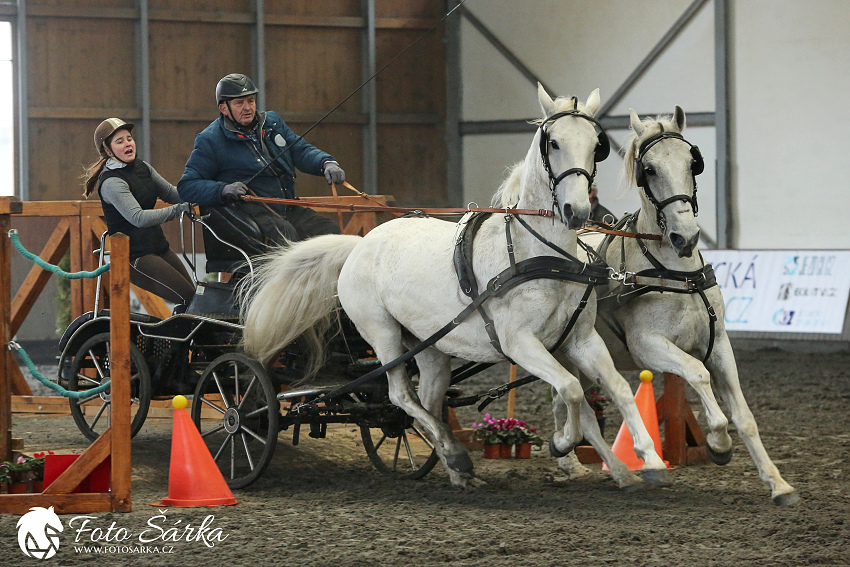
top-left (639, 370), bottom-right (653, 383)
top-left (172, 395), bottom-right (188, 410)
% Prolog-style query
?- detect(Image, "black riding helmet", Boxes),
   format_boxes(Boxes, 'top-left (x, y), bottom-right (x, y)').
top-left (216, 73), bottom-right (259, 105)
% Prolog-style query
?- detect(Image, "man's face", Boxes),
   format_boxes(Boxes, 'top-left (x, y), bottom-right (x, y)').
top-left (220, 94), bottom-right (257, 127)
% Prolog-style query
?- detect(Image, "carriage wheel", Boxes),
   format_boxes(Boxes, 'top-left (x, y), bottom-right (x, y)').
top-left (191, 353), bottom-right (280, 489)
top-left (68, 332), bottom-right (151, 442)
top-left (359, 398), bottom-right (446, 480)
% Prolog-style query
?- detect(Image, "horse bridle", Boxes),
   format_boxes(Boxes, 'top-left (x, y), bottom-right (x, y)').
top-left (634, 125), bottom-right (704, 233)
top-left (538, 100), bottom-right (610, 218)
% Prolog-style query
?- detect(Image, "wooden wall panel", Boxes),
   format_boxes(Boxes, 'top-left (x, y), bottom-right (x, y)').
top-left (264, 27), bottom-right (362, 113)
top-left (28, 119), bottom-right (101, 202)
top-left (266, 1), bottom-right (360, 17)
top-left (377, 125), bottom-right (447, 207)
top-left (26, 17), bottom-right (136, 109)
top-left (33, 0), bottom-right (135, 8)
top-left (149, 0), bottom-right (249, 11)
top-left (376, 30), bottom-right (445, 114)
top-left (149, 121), bottom-right (213, 186)
top-left (149, 22), bottom-right (253, 113)
top-left (376, 0), bottom-right (442, 19)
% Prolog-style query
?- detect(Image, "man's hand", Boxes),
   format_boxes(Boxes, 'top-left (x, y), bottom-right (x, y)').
top-left (323, 162), bottom-right (345, 185)
top-left (222, 182), bottom-right (248, 202)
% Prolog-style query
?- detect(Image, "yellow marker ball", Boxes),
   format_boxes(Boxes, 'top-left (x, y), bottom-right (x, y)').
top-left (639, 370), bottom-right (653, 383)
top-left (172, 395), bottom-right (188, 410)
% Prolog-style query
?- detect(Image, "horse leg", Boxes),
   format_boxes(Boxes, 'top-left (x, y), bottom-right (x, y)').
top-left (504, 334), bottom-right (587, 459)
top-left (550, 386), bottom-right (590, 480)
top-left (706, 337), bottom-right (798, 506)
top-left (629, 333), bottom-right (733, 459)
top-left (366, 331), bottom-right (473, 486)
top-left (413, 348), bottom-right (484, 487)
top-left (566, 330), bottom-right (672, 485)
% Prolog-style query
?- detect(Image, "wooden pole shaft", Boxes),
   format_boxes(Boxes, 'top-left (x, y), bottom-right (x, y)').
top-left (109, 234), bottom-right (132, 512)
top-left (0, 209), bottom-right (12, 461)
top-left (506, 364), bottom-right (517, 419)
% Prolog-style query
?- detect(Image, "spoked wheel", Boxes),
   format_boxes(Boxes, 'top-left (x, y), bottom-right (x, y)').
top-left (68, 332), bottom-right (151, 442)
top-left (191, 353), bottom-right (280, 489)
top-left (359, 396), bottom-right (445, 480)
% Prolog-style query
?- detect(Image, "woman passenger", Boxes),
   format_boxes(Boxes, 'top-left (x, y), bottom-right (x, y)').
top-left (82, 118), bottom-right (195, 308)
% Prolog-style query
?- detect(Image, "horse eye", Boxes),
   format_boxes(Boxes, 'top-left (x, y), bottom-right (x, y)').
top-left (550, 140), bottom-right (560, 150)
top-left (645, 165), bottom-right (656, 176)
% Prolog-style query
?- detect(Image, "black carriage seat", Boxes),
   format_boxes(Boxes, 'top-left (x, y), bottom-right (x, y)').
top-left (185, 280), bottom-right (240, 319)
top-left (199, 205), bottom-right (267, 274)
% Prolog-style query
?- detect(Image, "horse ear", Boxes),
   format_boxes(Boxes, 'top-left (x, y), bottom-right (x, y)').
top-left (673, 105), bottom-right (686, 132)
top-left (629, 109), bottom-right (645, 136)
top-left (584, 88), bottom-right (601, 117)
top-left (537, 82), bottom-right (556, 118)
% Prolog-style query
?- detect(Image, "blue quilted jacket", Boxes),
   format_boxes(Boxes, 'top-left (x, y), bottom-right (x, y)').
top-left (177, 111), bottom-right (334, 206)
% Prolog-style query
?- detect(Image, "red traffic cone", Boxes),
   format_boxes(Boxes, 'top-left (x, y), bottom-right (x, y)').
top-left (603, 371), bottom-right (671, 472)
top-left (152, 396), bottom-right (237, 507)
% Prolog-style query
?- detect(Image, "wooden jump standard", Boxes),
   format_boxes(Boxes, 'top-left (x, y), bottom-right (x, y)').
top-left (0, 209), bottom-right (132, 514)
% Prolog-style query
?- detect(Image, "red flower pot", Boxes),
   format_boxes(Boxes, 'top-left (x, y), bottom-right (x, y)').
top-left (483, 444), bottom-right (502, 459)
top-left (515, 443), bottom-right (532, 459)
top-left (499, 444), bottom-right (513, 459)
top-left (31, 479), bottom-right (44, 493)
top-left (9, 482), bottom-right (28, 494)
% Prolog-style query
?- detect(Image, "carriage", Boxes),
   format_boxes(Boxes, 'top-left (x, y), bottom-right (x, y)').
top-left (54, 212), bottom-right (476, 489)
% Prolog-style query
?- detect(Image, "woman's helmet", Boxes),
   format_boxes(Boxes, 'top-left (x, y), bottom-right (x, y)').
top-left (216, 73), bottom-right (259, 104)
top-left (94, 118), bottom-right (134, 158)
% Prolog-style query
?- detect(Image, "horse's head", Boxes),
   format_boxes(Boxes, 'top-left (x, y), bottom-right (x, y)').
top-left (532, 84), bottom-right (609, 229)
top-left (626, 106), bottom-right (703, 258)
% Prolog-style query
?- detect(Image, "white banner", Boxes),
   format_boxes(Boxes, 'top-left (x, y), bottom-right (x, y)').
top-left (700, 250), bottom-right (850, 334)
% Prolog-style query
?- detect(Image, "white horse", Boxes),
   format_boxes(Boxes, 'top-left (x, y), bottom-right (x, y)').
top-left (240, 85), bottom-right (669, 489)
top-left (555, 107), bottom-right (798, 506)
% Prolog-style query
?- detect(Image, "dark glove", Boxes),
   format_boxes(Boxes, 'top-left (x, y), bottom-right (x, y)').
top-left (222, 182), bottom-right (248, 202)
top-left (323, 162), bottom-right (345, 185)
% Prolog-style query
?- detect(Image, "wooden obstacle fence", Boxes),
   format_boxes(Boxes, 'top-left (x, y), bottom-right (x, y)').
top-left (0, 224), bottom-right (132, 514)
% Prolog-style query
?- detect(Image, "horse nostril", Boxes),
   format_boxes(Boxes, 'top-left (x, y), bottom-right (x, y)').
top-left (670, 233), bottom-right (686, 250)
top-left (563, 204), bottom-right (573, 221)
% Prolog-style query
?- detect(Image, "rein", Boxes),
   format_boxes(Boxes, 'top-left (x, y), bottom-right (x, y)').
top-left (241, 194), bottom-right (556, 218)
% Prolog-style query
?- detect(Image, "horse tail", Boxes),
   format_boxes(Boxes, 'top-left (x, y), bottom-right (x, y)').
top-left (239, 234), bottom-right (362, 373)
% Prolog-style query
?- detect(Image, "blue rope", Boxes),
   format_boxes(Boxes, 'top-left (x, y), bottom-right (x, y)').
top-left (8, 229), bottom-right (110, 279)
top-left (8, 341), bottom-right (110, 399)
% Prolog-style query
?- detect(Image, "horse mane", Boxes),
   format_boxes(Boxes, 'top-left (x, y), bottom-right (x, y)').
top-left (623, 114), bottom-right (680, 186)
top-left (491, 162), bottom-right (524, 208)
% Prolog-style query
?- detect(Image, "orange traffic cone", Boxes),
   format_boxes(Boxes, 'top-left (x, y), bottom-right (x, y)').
top-left (152, 396), bottom-right (237, 507)
top-left (603, 371), bottom-right (671, 472)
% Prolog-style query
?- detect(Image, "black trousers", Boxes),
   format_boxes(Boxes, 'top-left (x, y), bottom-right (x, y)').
top-left (130, 248), bottom-right (195, 305)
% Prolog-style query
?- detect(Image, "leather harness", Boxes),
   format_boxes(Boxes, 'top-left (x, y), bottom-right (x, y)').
top-left (595, 211), bottom-right (719, 363)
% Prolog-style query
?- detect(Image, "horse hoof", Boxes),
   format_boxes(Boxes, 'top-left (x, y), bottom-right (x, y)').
top-left (707, 445), bottom-right (734, 466)
top-left (445, 452), bottom-right (474, 473)
top-left (773, 490), bottom-right (800, 507)
top-left (549, 437), bottom-right (572, 458)
top-left (640, 468), bottom-right (674, 487)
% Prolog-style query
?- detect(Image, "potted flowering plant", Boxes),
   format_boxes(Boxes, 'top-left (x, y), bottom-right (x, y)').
top-left (1, 454), bottom-right (47, 493)
top-left (0, 462), bottom-right (11, 492)
top-left (509, 422), bottom-right (544, 459)
top-left (472, 415), bottom-right (545, 459)
top-left (471, 414), bottom-right (510, 458)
